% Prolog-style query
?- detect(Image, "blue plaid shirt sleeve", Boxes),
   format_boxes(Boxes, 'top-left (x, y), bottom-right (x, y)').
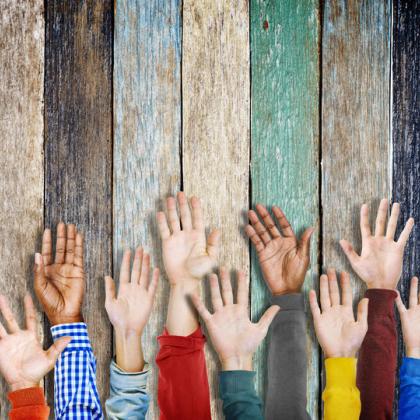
top-left (51, 322), bottom-right (104, 419)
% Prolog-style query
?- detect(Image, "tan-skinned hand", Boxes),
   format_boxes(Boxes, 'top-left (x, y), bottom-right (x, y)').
top-left (0, 294), bottom-right (70, 391)
top-left (245, 204), bottom-right (314, 295)
top-left (309, 269), bottom-right (368, 358)
top-left (191, 269), bottom-right (280, 371)
top-left (340, 199), bottom-right (414, 290)
top-left (34, 223), bottom-right (85, 325)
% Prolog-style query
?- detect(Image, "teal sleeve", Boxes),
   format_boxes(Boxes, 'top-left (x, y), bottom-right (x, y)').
top-left (219, 371), bottom-right (263, 420)
top-left (105, 360), bottom-right (150, 420)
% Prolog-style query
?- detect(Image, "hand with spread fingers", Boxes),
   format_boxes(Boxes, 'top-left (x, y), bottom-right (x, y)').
top-left (309, 269), bottom-right (368, 358)
top-left (245, 204), bottom-right (314, 295)
top-left (191, 269), bottom-right (280, 371)
top-left (34, 223), bottom-right (85, 326)
top-left (396, 277), bottom-right (420, 359)
top-left (105, 247), bottom-right (159, 371)
top-left (0, 294), bottom-right (70, 391)
top-left (340, 199), bottom-right (414, 289)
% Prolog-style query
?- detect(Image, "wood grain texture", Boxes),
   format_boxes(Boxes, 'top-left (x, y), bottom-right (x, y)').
top-left (250, 0), bottom-right (320, 416)
top-left (392, 0), bottom-right (420, 414)
top-left (114, 1), bottom-right (181, 418)
top-left (0, 2), bottom-right (44, 416)
top-left (182, 1), bottom-right (250, 417)
top-left (44, 0), bottom-right (113, 407)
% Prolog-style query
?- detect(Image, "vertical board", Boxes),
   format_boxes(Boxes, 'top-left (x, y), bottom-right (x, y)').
top-left (251, 0), bottom-right (321, 416)
top-left (113, 1), bottom-right (181, 418)
top-left (44, 0), bottom-right (113, 407)
top-left (322, 0), bottom-right (391, 409)
top-left (392, 0), bottom-right (420, 414)
top-left (182, 1), bottom-right (250, 417)
top-left (0, 2), bottom-right (44, 416)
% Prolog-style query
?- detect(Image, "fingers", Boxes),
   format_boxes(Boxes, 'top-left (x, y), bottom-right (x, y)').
top-left (255, 204), bottom-right (281, 238)
top-left (257, 305), bottom-right (280, 334)
top-left (320, 274), bottom-right (331, 310)
top-left (148, 268), bottom-right (159, 298)
top-left (104, 276), bottom-right (116, 303)
top-left (297, 227), bottom-right (314, 258)
top-left (157, 212), bottom-right (170, 240)
top-left (374, 198), bottom-right (388, 236)
top-left (0, 295), bottom-right (20, 333)
top-left (131, 247), bottom-right (143, 284)
top-left (356, 298), bottom-right (369, 326)
top-left (272, 206), bottom-right (295, 238)
top-left (386, 202), bottom-right (400, 239)
top-left (395, 291), bottom-right (407, 316)
top-left (178, 192), bottom-right (192, 230)
top-left (220, 268), bottom-right (233, 305)
top-left (74, 232), bottom-right (84, 269)
top-left (166, 197), bottom-right (180, 233)
top-left (41, 228), bottom-right (53, 265)
top-left (207, 229), bottom-right (220, 260)
top-left (236, 271), bottom-right (249, 307)
top-left (360, 204), bottom-right (372, 239)
top-left (191, 196), bottom-right (204, 231)
top-left (139, 252), bottom-right (151, 288)
top-left (209, 274), bottom-right (223, 311)
top-left (245, 225), bottom-right (265, 252)
top-left (409, 276), bottom-right (419, 309)
top-left (65, 224), bottom-right (76, 264)
top-left (0, 320), bottom-right (6, 338)
top-left (55, 222), bottom-right (66, 264)
top-left (398, 217), bottom-right (415, 247)
top-left (248, 210), bottom-right (271, 245)
top-left (119, 250), bottom-right (131, 284)
top-left (327, 269), bottom-right (340, 306)
top-left (309, 289), bottom-right (321, 320)
top-left (340, 272), bottom-right (353, 307)
top-left (24, 294), bottom-right (37, 333)
top-left (46, 336), bottom-right (72, 366)
top-left (190, 293), bottom-right (212, 322)
top-left (339, 239), bottom-right (360, 266)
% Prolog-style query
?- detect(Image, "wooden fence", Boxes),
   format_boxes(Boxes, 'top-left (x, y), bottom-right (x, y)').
top-left (0, 1), bottom-right (418, 418)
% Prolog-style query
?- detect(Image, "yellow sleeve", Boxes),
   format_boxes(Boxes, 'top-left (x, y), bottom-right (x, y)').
top-left (322, 358), bottom-right (361, 420)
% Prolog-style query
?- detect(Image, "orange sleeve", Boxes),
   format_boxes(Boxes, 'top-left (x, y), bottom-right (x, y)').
top-left (7, 387), bottom-right (50, 420)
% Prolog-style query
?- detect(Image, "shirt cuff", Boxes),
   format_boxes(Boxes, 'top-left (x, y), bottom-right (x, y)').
top-left (158, 326), bottom-right (206, 349)
top-left (110, 359), bottom-right (150, 389)
top-left (401, 357), bottom-right (420, 378)
top-left (219, 371), bottom-right (256, 395)
top-left (8, 387), bottom-right (50, 419)
top-left (271, 293), bottom-right (304, 311)
top-left (364, 289), bottom-right (398, 315)
top-left (325, 358), bottom-right (357, 388)
top-left (51, 322), bottom-right (92, 353)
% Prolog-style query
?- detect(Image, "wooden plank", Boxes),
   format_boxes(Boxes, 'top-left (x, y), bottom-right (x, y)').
top-left (392, 0), bottom-right (420, 414)
top-left (44, 0), bottom-right (113, 407)
top-left (113, 1), bottom-right (181, 418)
top-left (250, 0), bottom-right (320, 416)
top-left (182, 1), bottom-right (249, 417)
top-left (322, 0), bottom-right (390, 410)
top-left (0, 1), bottom-right (44, 416)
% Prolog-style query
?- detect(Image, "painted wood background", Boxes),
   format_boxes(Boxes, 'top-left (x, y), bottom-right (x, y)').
top-left (0, 0), bottom-right (418, 418)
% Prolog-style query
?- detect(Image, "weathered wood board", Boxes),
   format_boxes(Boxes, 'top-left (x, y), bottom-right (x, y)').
top-left (182, 1), bottom-right (250, 417)
top-left (113, 1), bottom-right (182, 418)
top-left (44, 0), bottom-right (113, 408)
top-left (392, 0), bottom-right (420, 414)
top-left (250, 0), bottom-right (321, 416)
top-left (0, 2), bottom-right (44, 416)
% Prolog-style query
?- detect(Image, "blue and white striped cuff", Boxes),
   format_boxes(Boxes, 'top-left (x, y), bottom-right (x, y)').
top-left (51, 322), bottom-right (92, 352)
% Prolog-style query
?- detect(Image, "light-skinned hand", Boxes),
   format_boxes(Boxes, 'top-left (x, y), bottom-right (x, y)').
top-left (0, 294), bottom-right (70, 391)
top-left (245, 204), bottom-right (314, 295)
top-left (191, 269), bottom-right (280, 370)
top-left (309, 269), bottom-right (368, 358)
top-left (396, 277), bottom-right (420, 359)
top-left (34, 223), bottom-right (85, 325)
top-left (340, 199), bottom-right (414, 289)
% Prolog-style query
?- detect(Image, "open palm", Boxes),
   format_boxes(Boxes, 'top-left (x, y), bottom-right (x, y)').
top-left (0, 295), bottom-right (70, 391)
top-left (245, 204), bottom-right (313, 295)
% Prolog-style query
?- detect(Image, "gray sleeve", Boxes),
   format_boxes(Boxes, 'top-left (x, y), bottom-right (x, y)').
top-left (265, 293), bottom-right (310, 420)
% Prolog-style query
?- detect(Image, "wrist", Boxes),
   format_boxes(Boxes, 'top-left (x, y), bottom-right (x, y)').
top-left (169, 279), bottom-right (200, 293)
top-left (406, 347), bottom-right (420, 359)
top-left (221, 355), bottom-right (253, 371)
top-left (324, 348), bottom-right (356, 359)
top-left (9, 380), bottom-right (39, 392)
top-left (115, 329), bottom-right (144, 372)
top-left (49, 313), bottom-right (84, 326)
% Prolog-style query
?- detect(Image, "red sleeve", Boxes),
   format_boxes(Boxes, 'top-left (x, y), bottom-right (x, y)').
top-left (156, 326), bottom-right (211, 420)
top-left (7, 387), bottom-right (50, 420)
top-left (357, 289), bottom-right (398, 420)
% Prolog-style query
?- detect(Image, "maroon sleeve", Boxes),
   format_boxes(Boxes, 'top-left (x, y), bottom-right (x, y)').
top-left (357, 289), bottom-right (398, 420)
top-left (156, 326), bottom-right (211, 420)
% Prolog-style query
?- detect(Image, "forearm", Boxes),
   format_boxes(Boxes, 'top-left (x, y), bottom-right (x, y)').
top-left (8, 387), bottom-right (49, 420)
top-left (115, 329), bottom-right (144, 372)
top-left (265, 293), bottom-right (309, 420)
top-left (399, 357), bottom-right (420, 420)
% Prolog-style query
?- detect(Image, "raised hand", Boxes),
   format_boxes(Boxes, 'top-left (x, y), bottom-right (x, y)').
top-left (34, 223), bottom-right (85, 325)
top-left (245, 204), bottom-right (314, 295)
top-left (396, 277), bottom-right (420, 359)
top-left (309, 269), bottom-right (368, 358)
top-left (340, 199), bottom-right (414, 289)
top-left (191, 269), bottom-right (280, 370)
top-left (105, 247), bottom-right (159, 371)
top-left (157, 192), bottom-right (220, 291)
top-left (0, 294), bottom-right (70, 391)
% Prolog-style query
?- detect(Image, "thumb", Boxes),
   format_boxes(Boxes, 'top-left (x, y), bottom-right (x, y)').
top-left (339, 239), bottom-right (360, 267)
top-left (46, 336), bottom-right (72, 365)
top-left (357, 298), bottom-right (369, 326)
top-left (104, 276), bottom-right (116, 303)
top-left (207, 229), bottom-right (220, 259)
top-left (257, 305), bottom-right (280, 335)
top-left (298, 227), bottom-right (314, 258)
top-left (34, 253), bottom-right (47, 292)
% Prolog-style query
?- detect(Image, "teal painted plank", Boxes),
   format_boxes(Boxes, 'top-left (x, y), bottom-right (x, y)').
top-left (251, 0), bottom-right (321, 417)
top-left (113, 1), bottom-right (181, 418)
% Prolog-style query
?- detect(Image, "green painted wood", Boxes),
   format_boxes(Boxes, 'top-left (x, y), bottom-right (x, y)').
top-left (44, 0), bottom-right (113, 409)
top-left (0, 2), bottom-right (44, 416)
top-left (113, 1), bottom-right (181, 418)
top-left (250, 0), bottom-right (321, 416)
